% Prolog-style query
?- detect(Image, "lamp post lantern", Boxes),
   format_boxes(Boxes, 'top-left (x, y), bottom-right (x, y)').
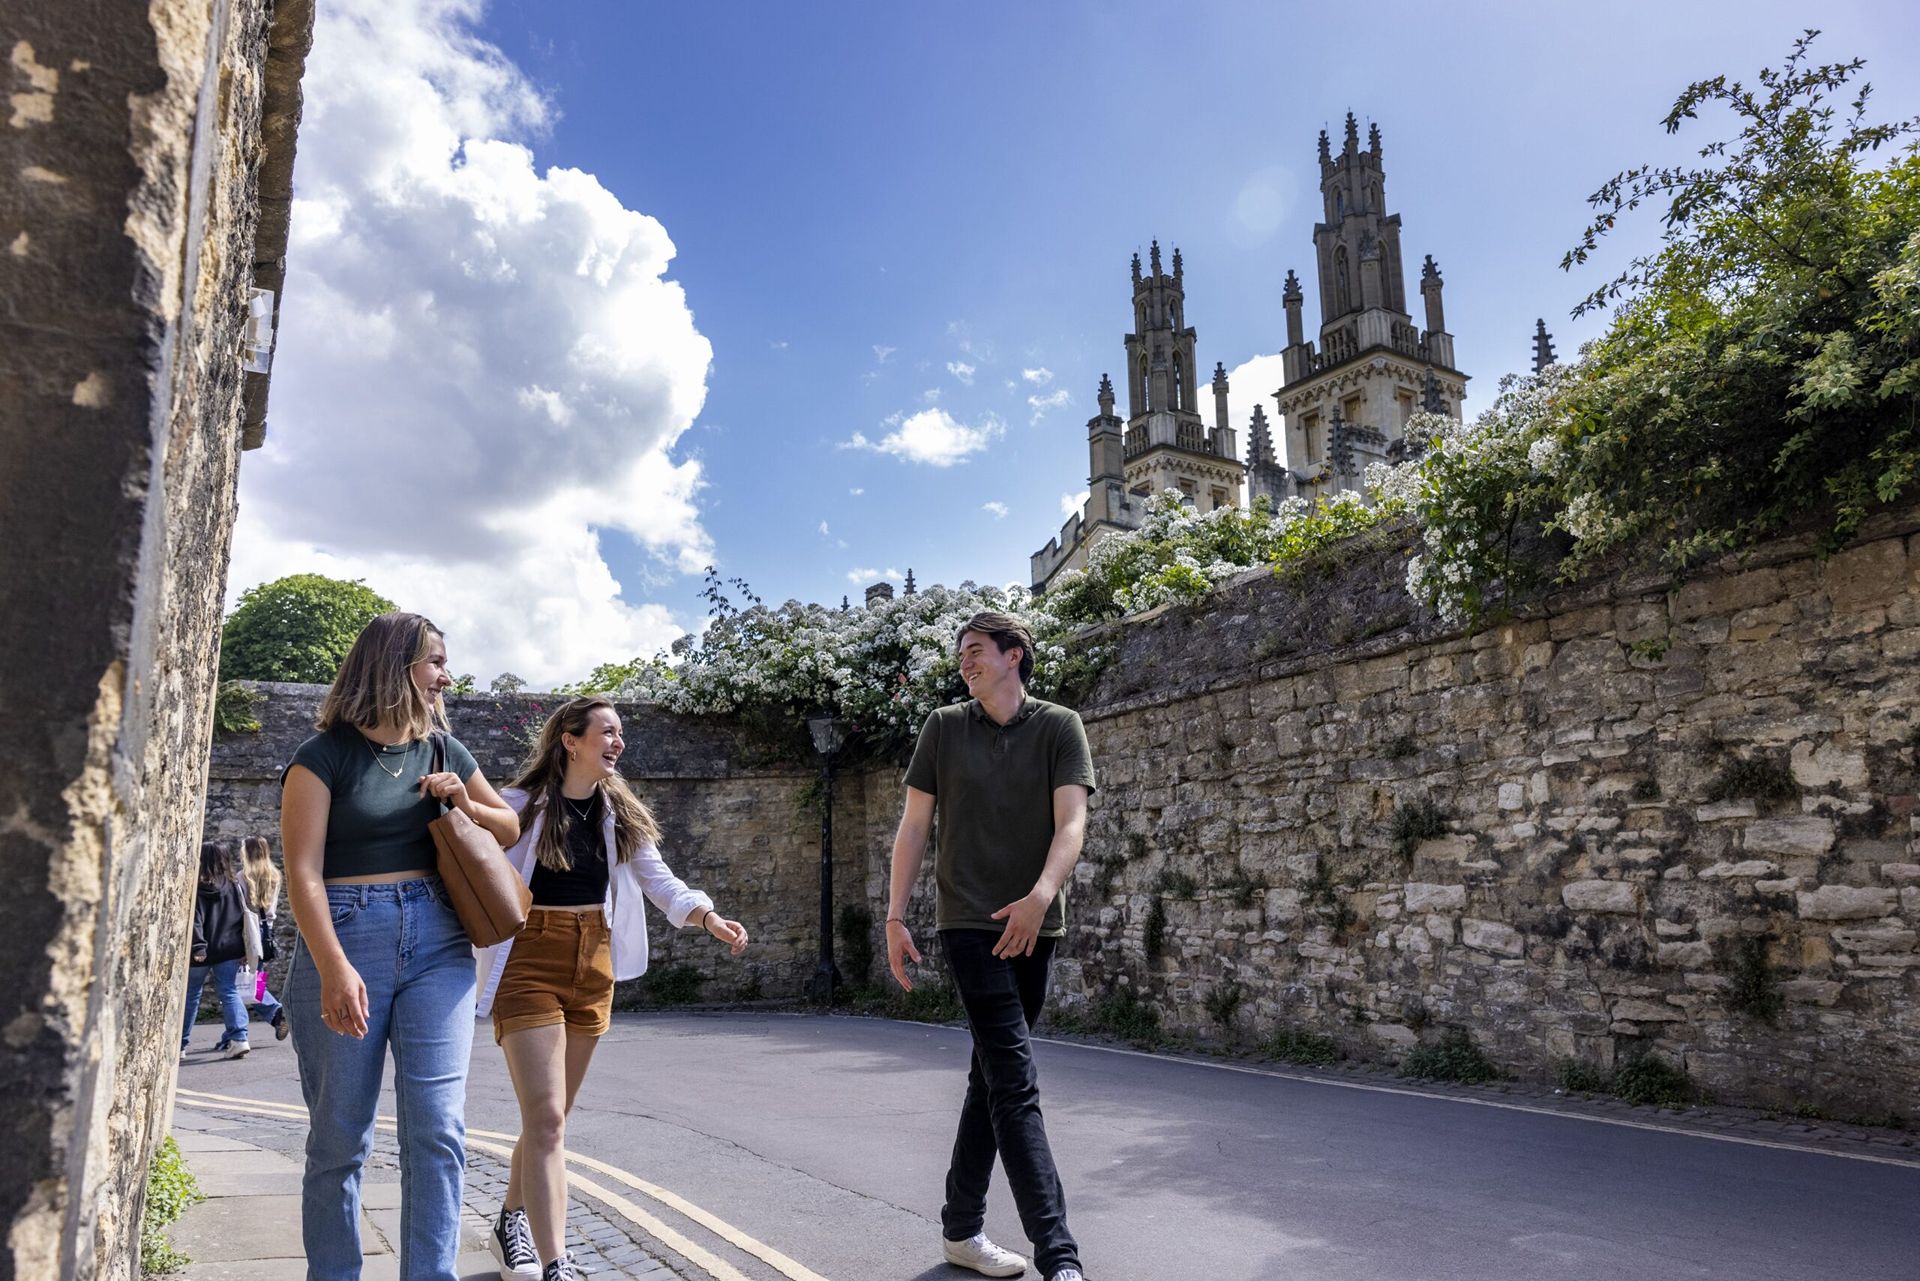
top-left (805, 709), bottom-right (848, 1003)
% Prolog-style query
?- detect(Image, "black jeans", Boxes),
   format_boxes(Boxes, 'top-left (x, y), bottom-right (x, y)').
top-left (940, 928), bottom-right (1078, 1275)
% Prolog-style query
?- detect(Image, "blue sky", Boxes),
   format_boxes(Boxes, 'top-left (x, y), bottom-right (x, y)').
top-left (233, 1), bottom-right (1920, 685)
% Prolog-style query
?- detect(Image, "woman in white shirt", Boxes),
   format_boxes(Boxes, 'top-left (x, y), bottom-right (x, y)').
top-left (477, 697), bottom-right (748, 1281)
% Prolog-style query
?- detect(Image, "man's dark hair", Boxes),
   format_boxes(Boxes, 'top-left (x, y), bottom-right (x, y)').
top-left (956, 611), bottom-right (1035, 685)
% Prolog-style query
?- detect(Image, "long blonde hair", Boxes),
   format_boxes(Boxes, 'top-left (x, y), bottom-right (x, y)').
top-left (507, 697), bottom-right (660, 871)
top-left (315, 611), bottom-right (447, 739)
top-left (242, 836), bottom-right (280, 916)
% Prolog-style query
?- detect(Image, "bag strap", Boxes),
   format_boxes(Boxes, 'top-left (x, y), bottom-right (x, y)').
top-left (428, 731), bottom-right (450, 815)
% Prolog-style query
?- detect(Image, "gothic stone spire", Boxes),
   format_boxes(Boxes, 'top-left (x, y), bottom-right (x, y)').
top-left (1533, 318), bottom-right (1558, 373)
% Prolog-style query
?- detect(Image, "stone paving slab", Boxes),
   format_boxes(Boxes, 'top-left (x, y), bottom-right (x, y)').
top-left (170, 1101), bottom-right (693, 1279)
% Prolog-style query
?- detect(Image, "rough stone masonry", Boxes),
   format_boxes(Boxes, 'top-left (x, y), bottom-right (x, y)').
top-left (0, 4), bottom-right (313, 1279)
top-left (211, 502), bottom-right (1920, 1122)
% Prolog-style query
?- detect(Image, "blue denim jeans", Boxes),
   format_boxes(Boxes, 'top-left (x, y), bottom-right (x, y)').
top-left (181, 958), bottom-right (249, 1050)
top-left (287, 878), bottom-right (475, 1281)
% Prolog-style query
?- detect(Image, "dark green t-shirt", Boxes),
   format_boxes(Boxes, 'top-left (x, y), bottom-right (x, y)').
top-left (284, 725), bottom-right (480, 879)
top-left (903, 696), bottom-right (1097, 936)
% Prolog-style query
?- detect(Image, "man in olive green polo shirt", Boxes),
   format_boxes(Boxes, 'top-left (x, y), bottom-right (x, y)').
top-left (887, 611), bottom-right (1095, 1281)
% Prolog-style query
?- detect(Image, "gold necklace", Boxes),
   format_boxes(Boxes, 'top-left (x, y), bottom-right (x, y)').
top-left (365, 735), bottom-right (411, 780)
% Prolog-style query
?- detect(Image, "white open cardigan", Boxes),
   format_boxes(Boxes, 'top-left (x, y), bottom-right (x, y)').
top-left (474, 787), bottom-right (713, 1018)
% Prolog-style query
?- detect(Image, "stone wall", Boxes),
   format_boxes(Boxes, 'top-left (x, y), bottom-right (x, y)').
top-left (0, 4), bottom-right (312, 1279)
top-left (210, 505), bottom-right (1920, 1120)
top-left (205, 690), bottom-right (871, 1005)
top-left (1057, 508), bottom-right (1920, 1118)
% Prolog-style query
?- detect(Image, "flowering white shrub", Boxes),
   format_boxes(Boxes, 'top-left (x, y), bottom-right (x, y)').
top-left (592, 577), bottom-right (1104, 756)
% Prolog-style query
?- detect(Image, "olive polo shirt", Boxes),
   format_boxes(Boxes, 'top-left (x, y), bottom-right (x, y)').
top-left (903, 695), bottom-right (1097, 936)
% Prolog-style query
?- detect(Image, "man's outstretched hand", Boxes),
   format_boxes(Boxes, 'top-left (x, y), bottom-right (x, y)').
top-left (887, 917), bottom-right (923, 990)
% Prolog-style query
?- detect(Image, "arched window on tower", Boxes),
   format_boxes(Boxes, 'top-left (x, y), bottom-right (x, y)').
top-left (1334, 246), bottom-right (1352, 315)
top-left (1172, 354), bottom-right (1184, 413)
top-left (1335, 189), bottom-right (1345, 218)
top-left (1139, 355), bottom-right (1150, 413)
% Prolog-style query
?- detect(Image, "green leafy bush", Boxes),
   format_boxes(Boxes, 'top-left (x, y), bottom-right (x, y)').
top-left (1266, 1025), bottom-right (1340, 1066)
top-left (1203, 980), bottom-right (1244, 1030)
top-left (1705, 756), bottom-right (1799, 803)
top-left (140, 1136), bottom-right (203, 1274)
top-left (1401, 1027), bottom-right (1499, 1083)
top-left (1613, 1054), bottom-right (1700, 1107)
top-left (218, 574), bottom-right (396, 684)
top-left (1389, 797), bottom-right (1449, 860)
top-left (640, 964), bottom-right (704, 1006)
top-left (211, 680), bottom-right (261, 735)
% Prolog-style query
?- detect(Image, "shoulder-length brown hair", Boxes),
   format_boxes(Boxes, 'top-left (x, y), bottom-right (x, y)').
top-left (315, 611), bottom-right (447, 740)
top-left (507, 696), bottom-right (660, 871)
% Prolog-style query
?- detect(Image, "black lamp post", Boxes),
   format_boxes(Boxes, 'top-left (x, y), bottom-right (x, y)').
top-left (805, 709), bottom-right (848, 1004)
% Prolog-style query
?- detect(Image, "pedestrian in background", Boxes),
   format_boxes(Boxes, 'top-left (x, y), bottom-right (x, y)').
top-left (479, 696), bottom-right (748, 1281)
top-left (182, 840), bottom-right (258, 1060)
top-left (281, 611), bottom-right (519, 1281)
top-left (242, 834), bottom-right (290, 1041)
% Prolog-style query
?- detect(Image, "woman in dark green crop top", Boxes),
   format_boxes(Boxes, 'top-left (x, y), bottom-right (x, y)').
top-left (280, 611), bottom-right (519, 1281)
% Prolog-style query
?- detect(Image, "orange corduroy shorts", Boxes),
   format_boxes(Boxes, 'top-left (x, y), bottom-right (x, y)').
top-left (492, 908), bottom-right (614, 1043)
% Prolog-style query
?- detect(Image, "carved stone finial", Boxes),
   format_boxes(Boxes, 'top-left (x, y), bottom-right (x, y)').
top-left (1317, 128), bottom-right (1331, 166)
top-left (1282, 268), bottom-right (1303, 303)
top-left (1533, 318), bottom-right (1558, 373)
top-left (1131, 251), bottom-right (1141, 284)
top-left (1421, 253), bottom-right (1442, 287)
top-left (1368, 121), bottom-right (1381, 154)
top-left (903, 568), bottom-right (916, 596)
top-left (1421, 367), bottom-right (1445, 416)
top-left (1149, 239), bottom-right (1162, 275)
top-left (1212, 361), bottom-right (1227, 390)
top-left (1097, 372), bottom-right (1115, 416)
top-left (1343, 110), bottom-right (1359, 153)
top-left (1172, 246), bottom-right (1183, 280)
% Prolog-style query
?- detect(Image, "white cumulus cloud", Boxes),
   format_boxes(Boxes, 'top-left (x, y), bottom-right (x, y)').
top-left (1022, 367), bottom-right (1053, 385)
top-left (873, 344), bottom-right (897, 363)
top-left (1213, 352), bottom-right (1290, 463)
top-left (228, 0), bottom-right (712, 687)
top-left (982, 501), bottom-right (1009, 519)
top-left (1060, 490), bottom-right (1089, 518)
top-left (947, 360), bottom-right (976, 385)
top-left (1028, 388), bottom-right (1072, 423)
top-left (841, 408), bottom-right (1002, 467)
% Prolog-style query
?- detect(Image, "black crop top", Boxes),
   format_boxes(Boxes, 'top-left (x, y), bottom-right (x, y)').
top-left (529, 790), bottom-right (610, 907)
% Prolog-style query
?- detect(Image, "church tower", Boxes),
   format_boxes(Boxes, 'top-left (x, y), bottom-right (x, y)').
top-left (1031, 243), bottom-right (1242, 591)
top-left (1274, 115), bottom-right (1467, 496)
top-left (1120, 241), bottom-right (1244, 512)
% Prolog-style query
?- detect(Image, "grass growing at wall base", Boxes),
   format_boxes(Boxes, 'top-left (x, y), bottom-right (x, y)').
top-left (1557, 1053), bottom-right (1701, 1107)
top-left (141, 1136), bottom-right (204, 1275)
top-left (1049, 986), bottom-right (1164, 1049)
top-left (1401, 1028), bottom-right (1499, 1083)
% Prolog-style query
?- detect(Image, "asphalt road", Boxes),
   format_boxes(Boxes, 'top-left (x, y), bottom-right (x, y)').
top-left (185, 1011), bottom-right (1920, 1281)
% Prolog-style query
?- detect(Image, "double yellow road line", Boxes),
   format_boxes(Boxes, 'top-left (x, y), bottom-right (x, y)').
top-left (175, 1088), bottom-right (832, 1281)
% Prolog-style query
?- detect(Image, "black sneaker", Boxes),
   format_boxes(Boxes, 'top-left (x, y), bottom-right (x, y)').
top-left (540, 1256), bottom-right (584, 1281)
top-left (490, 1206), bottom-right (539, 1280)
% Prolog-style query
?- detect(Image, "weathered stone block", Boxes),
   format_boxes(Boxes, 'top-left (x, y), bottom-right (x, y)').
top-left (1698, 860), bottom-right (1780, 880)
top-left (1745, 818), bottom-right (1837, 858)
top-left (1610, 998), bottom-right (1684, 1023)
top-left (1797, 886), bottom-right (1899, 920)
top-left (1563, 880), bottom-right (1641, 913)
top-left (1403, 883), bottom-right (1467, 912)
top-left (1790, 741), bottom-right (1868, 791)
top-left (1460, 918), bottom-right (1524, 957)
top-left (1832, 927), bottom-right (1917, 953)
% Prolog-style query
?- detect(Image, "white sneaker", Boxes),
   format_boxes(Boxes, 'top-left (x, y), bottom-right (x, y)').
top-left (224, 1040), bottom-right (250, 1059)
top-left (943, 1232), bottom-right (1028, 1277)
top-left (1047, 1270), bottom-right (1085, 1281)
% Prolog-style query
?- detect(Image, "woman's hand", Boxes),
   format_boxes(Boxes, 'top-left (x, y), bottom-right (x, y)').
top-left (703, 911), bottom-right (750, 956)
top-left (418, 771), bottom-right (470, 813)
top-left (317, 959), bottom-right (370, 1038)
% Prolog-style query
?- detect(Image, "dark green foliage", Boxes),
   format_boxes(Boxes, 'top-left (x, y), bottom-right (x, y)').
top-left (1401, 1027), bottom-right (1499, 1083)
top-left (141, 1136), bottom-right (204, 1274)
top-left (1557, 34), bottom-right (1920, 579)
top-left (1390, 797), bottom-right (1448, 859)
top-left (218, 574), bottom-right (397, 684)
top-left (837, 903), bottom-right (874, 988)
top-left (1556, 1058), bottom-right (1614, 1094)
top-left (1220, 868), bottom-right (1268, 908)
top-left (1203, 981), bottom-right (1244, 1029)
top-left (1613, 1054), bottom-right (1700, 1107)
top-left (1062, 985), bottom-right (1163, 1047)
top-left (1721, 934), bottom-right (1786, 1024)
top-left (1705, 756), bottom-right (1799, 803)
top-left (1154, 869), bottom-right (1198, 897)
top-left (1630, 776), bottom-right (1663, 802)
top-left (1266, 1025), bottom-right (1340, 1066)
top-left (211, 680), bottom-right (262, 734)
top-left (1143, 897), bottom-right (1168, 961)
top-left (642, 964), bottom-right (704, 1006)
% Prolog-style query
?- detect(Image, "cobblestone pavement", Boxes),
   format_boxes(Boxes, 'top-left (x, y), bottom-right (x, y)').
top-left (175, 1098), bottom-right (687, 1279)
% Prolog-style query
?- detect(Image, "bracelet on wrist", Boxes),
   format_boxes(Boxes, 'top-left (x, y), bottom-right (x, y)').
top-left (885, 915), bottom-right (906, 925)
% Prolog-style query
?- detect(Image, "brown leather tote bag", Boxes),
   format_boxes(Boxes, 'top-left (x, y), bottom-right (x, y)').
top-left (428, 733), bottom-right (530, 947)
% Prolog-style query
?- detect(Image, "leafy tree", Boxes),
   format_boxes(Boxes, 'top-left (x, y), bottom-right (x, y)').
top-left (1556, 31), bottom-right (1920, 576)
top-left (219, 574), bottom-right (396, 684)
